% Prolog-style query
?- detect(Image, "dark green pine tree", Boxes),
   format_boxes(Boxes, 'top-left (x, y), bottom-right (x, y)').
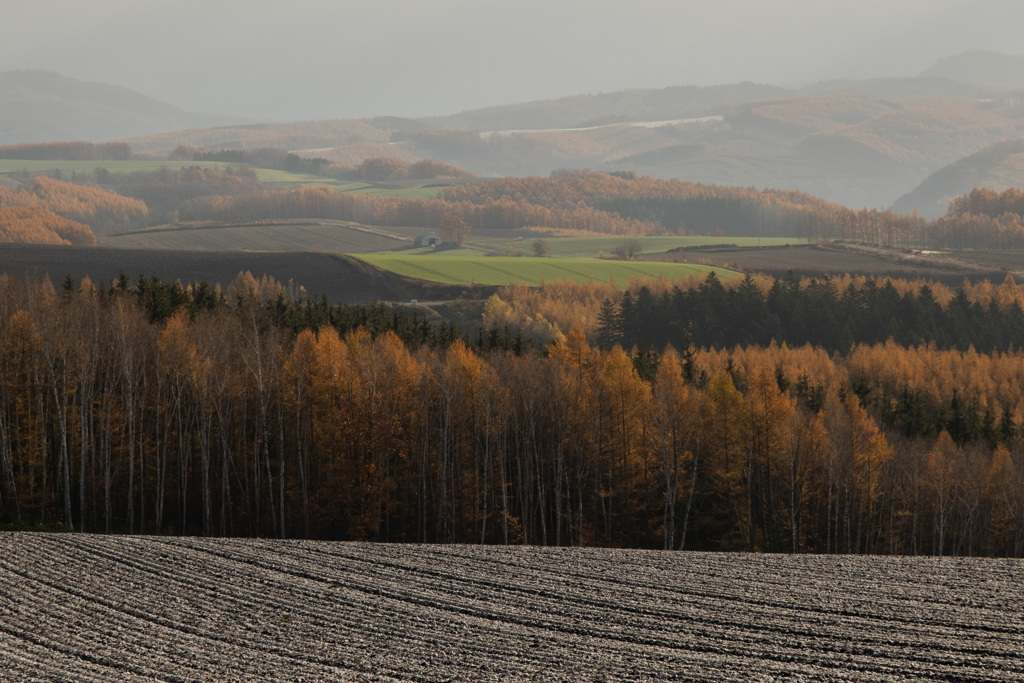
top-left (694, 271), bottom-right (727, 347)
top-left (946, 288), bottom-right (975, 351)
top-left (619, 291), bottom-right (637, 347)
top-left (1004, 301), bottom-right (1024, 350)
top-left (596, 297), bottom-right (623, 349)
top-left (999, 403), bottom-right (1017, 442)
top-left (731, 272), bottom-right (769, 346)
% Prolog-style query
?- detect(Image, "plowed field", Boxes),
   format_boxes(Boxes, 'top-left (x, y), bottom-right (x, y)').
top-left (670, 244), bottom-right (1011, 286)
top-left (0, 533), bottom-right (1021, 681)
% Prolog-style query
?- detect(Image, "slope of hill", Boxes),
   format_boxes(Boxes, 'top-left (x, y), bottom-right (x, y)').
top-left (421, 82), bottom-right (791, 132)
top-left (0, 70), bottom-right (240, 145)
top-left (1, 533), bottom-right (1022, 681)
top-left (804, 75), bottom-right (1013, 99)
top-left (109, 54), bottom-right (1024, 209)
top-left (125, 118), bottom-right (393, 157)
top-left (893, 138), bottom-right (1024, 217)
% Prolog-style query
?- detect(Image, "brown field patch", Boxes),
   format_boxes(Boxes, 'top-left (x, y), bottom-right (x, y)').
top-left (651, 243), bottom-right (1009, 286)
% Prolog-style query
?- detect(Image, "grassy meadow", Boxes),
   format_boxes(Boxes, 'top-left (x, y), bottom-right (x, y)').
top-left (355, 250), bottom-right (739, 287)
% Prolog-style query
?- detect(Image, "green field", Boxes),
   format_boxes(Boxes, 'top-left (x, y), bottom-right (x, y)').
top-left (472, 235), bottom-right (806, 257)
top-left (0, 161), bottom-right (444, 197)
top-left (354, 251), bottom-right (740, 286)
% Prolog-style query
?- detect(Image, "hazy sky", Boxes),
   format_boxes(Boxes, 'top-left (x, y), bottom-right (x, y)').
top-left (3, 0), bottom-right (1022, 122)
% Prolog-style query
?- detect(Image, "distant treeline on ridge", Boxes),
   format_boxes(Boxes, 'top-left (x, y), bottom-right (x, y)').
top-left (0, 141), bottom-right (132, 161)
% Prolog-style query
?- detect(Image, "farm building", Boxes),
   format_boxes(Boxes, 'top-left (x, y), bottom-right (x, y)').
top-left (414, 233), bottom-right (440, 248)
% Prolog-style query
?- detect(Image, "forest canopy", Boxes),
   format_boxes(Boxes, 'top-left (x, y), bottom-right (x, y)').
top-left (1, 272), bottom-right (1023, 558)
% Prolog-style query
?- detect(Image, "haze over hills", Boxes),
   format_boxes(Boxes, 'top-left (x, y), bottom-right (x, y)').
top-left (0, 70), bottom-right (243, 145)
top-left (920, 50), bottom-right (1024, 88)
top-left (3, 51), bottom-right (1024, 211)
top-left (893, 139), bottom-right (1024, 218)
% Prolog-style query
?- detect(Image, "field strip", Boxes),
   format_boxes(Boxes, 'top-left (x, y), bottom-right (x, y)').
top-left (559, 264), bottom-right (606, 280)
top-left (1, 533), bottom-right (1023, 681)
top-left (165, 539), bottom-right (1024, 677)
top-left (472, 262), bottom-right (541, 284)
top-left (382, 259), bottom-right (459, 283)
top-left (0, 535), bottom-right (388, 679)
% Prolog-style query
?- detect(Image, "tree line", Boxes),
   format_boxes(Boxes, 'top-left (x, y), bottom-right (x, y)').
top-left (170, 147), bottom-right (475, 182)
top-left (599, 271), bottom-right (1024, 355)
top-left (90, 165), bottom-right (262, 225)
top-left (172, 167), bottom-right (1024, 249)
top-left (443, 171), bottom-right (1024, 249)
top-left (10, 153), bottom-right (1024, 250)
top-left (175, 185), bottom-right (657, 236)
top-left (2, 273), bottom-right (1023, 557)
top-left (0, 141), bottom-right (132, 161)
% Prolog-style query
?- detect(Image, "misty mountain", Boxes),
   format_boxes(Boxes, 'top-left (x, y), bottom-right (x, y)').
top-left (420, 82), bottom-right (791, 132)
top-left (892, 139), bottom-right (1024, 218)
top-left (0, 70), bottom-right (242, 145)
top-left (122, 74), bottom-right (1022, 209)
top-left (15, 51), bottom-right (1024, 211)
top-left (920, 50), bottom-right (1024, 89)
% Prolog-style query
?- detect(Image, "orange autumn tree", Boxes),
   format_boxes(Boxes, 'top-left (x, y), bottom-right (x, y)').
top-left (743, 361), bottom-right (796, 551)
top-left (652, 345), bottom-right (703, 549)
top-left (28, 176), bottom-right (148, 234)
top-left (823, 392), bottom-right (892, 554)
top-left (702, 369), bottom-right (748, 549)
top-left (596, 344), bottom-right (653, 545)
top-left (0, 204), bottom-right (96, 245)
top-left (548, 325), bottom-right (602, 545)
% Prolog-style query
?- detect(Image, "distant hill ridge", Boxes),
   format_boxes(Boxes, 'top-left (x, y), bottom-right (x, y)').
top-left (0, 70), bottom-right (241, 145)
top-left (920, 50), bottom-right (1024, 88)
top-left (5, 54), bottom-right (1024, 211)
top-left (892, 138), bottom-right (1024, 218)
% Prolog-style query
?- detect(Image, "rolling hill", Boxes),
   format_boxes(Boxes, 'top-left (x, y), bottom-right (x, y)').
top-left (0, 70), bottom-right (241, 145)
top-left (116, 56), bottom-right (1023, 210)
top-left (892, 138), bottom-right (1024, 218)
top-left (7, 53), bottom-right (1024, 212)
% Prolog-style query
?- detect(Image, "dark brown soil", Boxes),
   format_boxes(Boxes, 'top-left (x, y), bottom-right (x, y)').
top-left (0, 244), bottom-right (496, 304)
top-left (2, 533), bottom-right (1022, 681)
top-left (655, 243), bottom-right (1009, 286)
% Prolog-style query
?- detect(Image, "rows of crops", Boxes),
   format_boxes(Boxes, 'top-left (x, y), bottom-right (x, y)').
top-left (355, 252), bottom-right (737, 287)
top-left (0, 533), bottom-right (1020, 681)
